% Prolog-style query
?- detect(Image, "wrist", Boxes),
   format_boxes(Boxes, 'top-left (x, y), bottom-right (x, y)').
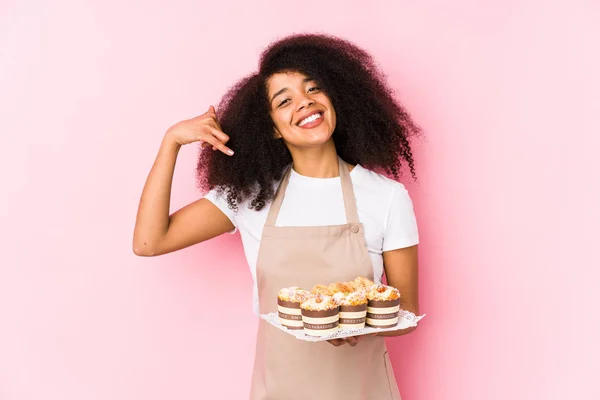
top-left (162, 131), bottom-right (182, 151)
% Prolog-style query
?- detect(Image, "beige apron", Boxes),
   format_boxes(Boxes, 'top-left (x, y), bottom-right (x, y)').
top-left (249, 157), bottom-right (402, 400)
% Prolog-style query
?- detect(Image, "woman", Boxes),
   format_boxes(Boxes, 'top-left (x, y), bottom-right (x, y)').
top-left (133, 33), bottom-right (420, 399)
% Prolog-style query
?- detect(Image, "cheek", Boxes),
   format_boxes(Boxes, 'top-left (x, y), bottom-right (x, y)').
top-left (327, 108), bottom-right (337, 127)
top-left (270, 111), bottom-right (282, 128)
top-left (320, 96), bottom-right (336, 122)
top-left (272, 110), bottom-right (292, 130)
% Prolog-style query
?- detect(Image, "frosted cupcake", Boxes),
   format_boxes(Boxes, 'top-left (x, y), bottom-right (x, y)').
top-left (366, 284), bottom-right (401, 328)
top-left (300, 294), bottom-right (340, 337)
top-left (277, 287), bottom-right (311, 330)
top-left (333, 290), bottom-right (368, 329)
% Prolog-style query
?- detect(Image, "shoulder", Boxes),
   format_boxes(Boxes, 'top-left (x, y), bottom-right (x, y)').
top-left (352, 165), bottom-right (409, 197)
top-left (352, 165), bottom-right (416, 221)
top-left (353, 166), bottom-right (419, 248)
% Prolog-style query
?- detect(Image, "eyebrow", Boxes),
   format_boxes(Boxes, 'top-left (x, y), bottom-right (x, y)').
top-left (270, 77), bottom-right (315, 104)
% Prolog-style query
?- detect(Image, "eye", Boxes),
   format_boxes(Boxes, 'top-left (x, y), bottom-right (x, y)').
top-left (307, 86), bottom-right (320, 93)
top-left (278, 98), bottom-right (290, 107)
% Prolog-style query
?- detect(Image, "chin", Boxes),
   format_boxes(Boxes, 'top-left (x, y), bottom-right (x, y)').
top-left (295, 135), bottom-right (333, 148)
top-left (295, 127), bottom-right (334, 146)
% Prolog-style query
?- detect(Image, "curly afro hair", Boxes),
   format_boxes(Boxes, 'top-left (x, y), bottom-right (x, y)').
top-left (196, 33), bottom-right (420, 212)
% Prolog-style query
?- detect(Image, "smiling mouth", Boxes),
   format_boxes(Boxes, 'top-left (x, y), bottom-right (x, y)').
top-left (297, 112), bottom-right (323, 127)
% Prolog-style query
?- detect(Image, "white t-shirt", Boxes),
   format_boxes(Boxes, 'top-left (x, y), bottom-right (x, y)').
top-left (204, 164), bottom-right (419, 315)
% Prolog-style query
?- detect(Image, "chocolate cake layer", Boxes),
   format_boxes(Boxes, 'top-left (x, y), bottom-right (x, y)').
top-left (303, 320), bottom-right (340, 337)
top-left (303, 321), bottom-right (339, 330)
top-left (340, 304), bottom-right (367, 312)
top-left (301, 308), bottom-right (340, 336)
top-left (277, 298), bottom-right (300, 308)
top-left (301, 308), bottom-right (339, 318)
top-left (366, 299), bottom-right (400, 328)
top-left (278, 301), bottom-right (304, 329)
top-left (367, 298), bottom-right (400, 308)
top-left (339, 304), bottom-right (367, 328)
top-left (366, 311), bottom-right (400, 320)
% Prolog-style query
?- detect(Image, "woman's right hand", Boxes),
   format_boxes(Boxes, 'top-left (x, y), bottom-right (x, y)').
top-left (165, 105), bottom-right (234, 156)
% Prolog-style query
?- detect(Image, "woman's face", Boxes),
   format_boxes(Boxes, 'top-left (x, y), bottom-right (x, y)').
top-left (266, 71), bottom-right (337, 150)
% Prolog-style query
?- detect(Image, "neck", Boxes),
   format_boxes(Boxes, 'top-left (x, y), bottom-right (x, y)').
top-left (288, 139), bottom-right (341, 178)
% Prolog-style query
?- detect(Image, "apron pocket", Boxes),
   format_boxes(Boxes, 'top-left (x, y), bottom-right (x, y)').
top-left (383, 351), bottom-right (402, 400)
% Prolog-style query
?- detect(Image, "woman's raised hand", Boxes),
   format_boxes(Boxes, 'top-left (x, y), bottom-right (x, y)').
top-left (165, 105), bottom-right (233, 156)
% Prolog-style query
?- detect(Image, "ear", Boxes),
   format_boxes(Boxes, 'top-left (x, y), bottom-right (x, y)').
top-left (273, 127), bottom-right (282, 139)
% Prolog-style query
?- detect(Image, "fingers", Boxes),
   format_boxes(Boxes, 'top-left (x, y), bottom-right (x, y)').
top-left (207, 138), bottom-right (233, 155)
top-left (345, 337), bottom-right (359, 346)
top-left (327, 339), bottom-right (346, 347)
top-left (207, 106), bottom-right (222, 130)
top-left (327, 335), bottom-right (372, 347)
top-left (201, 143), bottom-right (218, 151)
top-left (208, 126), bottom-right (230, 143)
top-left (200, 106), bottom-right (221, 126)
top-left (197, 106), bottom-right (232, 155)
top-left (202, 134), bottom-right (233, 155)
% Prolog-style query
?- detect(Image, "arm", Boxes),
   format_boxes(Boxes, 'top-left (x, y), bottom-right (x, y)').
top-left (132, 107), bottom-right (235, 257)
top-left (376, 245), bottom-right (419, 337)
top-left (328, 245), bottom-right (419, 347)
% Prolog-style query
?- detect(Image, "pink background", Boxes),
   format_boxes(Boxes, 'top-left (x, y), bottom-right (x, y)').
top-left (1, 1), bottom-right (599, 399)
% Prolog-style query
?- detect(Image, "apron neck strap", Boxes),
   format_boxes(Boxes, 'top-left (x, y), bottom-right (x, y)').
top-left (265, 156), bottom-right (359, 226)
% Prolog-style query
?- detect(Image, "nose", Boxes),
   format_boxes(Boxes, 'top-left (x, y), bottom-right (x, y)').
top-left (296, 94), bottom-right (314, 111)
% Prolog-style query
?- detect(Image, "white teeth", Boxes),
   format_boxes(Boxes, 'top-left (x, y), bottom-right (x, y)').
top-left (298, 113), bottom-right (321, 126)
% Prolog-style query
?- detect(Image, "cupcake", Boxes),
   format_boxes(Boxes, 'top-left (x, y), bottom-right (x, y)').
top-left (366, 284), bottom-right (401, 328)
top-left (334, 290), bottom-right (368, 329)
top-left (277, 287), bottom-right (311, 330)
top-left (350, 276), bottom-right (375, 291)
top-left (300, 294), bottom-right (340, 337)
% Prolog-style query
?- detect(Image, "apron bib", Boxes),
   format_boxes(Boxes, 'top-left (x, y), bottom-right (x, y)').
top-left (250, 157), bottom-right (402, 400)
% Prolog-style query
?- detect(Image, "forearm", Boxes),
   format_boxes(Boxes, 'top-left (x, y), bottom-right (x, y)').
top-left (380, 246), bottom-right (420, 338)
top-left (133, 135), bottom-right (181, 254)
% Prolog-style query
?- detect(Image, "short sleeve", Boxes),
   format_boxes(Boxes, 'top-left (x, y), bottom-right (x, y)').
top-left (203, 188), bottom-right (238, 234)
top-left (382, 185), bottom-right (419, 251)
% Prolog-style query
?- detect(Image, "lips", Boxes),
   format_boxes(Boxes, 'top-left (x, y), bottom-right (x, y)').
top-left (297, 111), bottom-right (323, 127)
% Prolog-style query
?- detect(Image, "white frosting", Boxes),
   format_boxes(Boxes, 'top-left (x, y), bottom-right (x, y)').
top-left (332, 292), bottom-right (346, 303)
top-left (367, 284), bottom-right (400, 301)
top-left (278, 287), bottom-right (311, 303)
top-left (301, 295), bottom-right (337, 311)
top-left (333, 291), bottom-right (368, 307)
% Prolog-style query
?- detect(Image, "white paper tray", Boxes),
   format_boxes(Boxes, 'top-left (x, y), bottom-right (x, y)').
top-left (260, 310), bottom-right (425, 342)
